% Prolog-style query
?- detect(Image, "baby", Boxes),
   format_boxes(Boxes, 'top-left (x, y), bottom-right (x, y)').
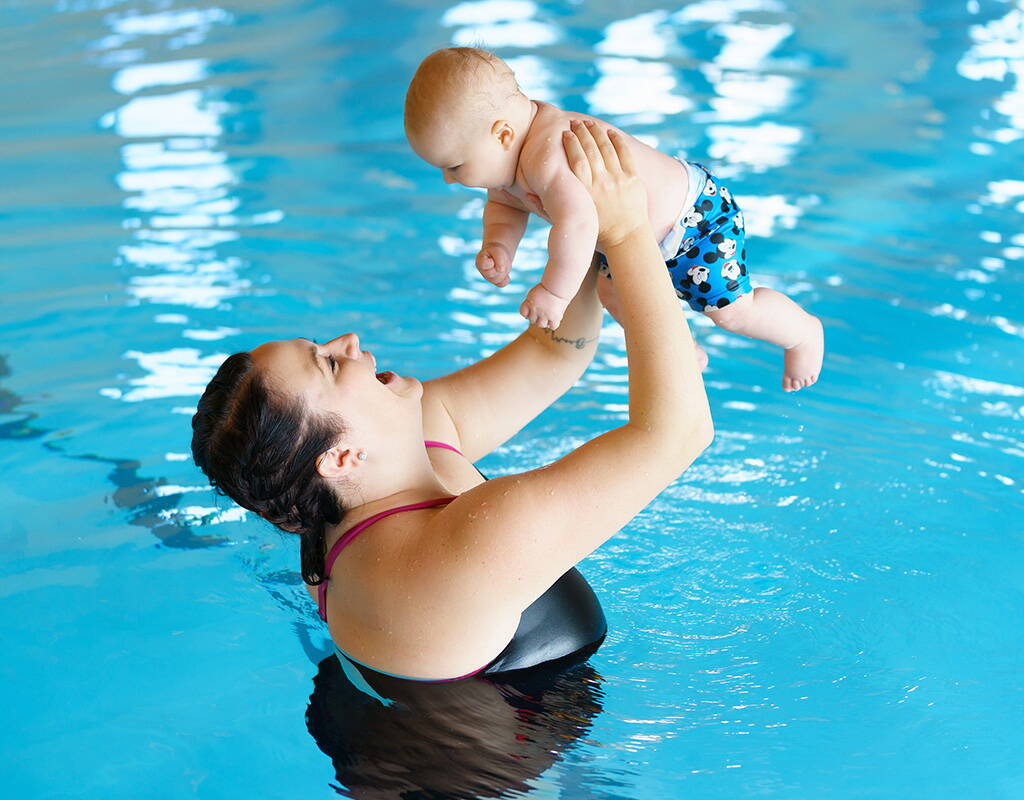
top-left (404, 47), bottom-right (824, 391)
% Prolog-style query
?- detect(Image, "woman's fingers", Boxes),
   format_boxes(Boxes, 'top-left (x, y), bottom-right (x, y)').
top-left (570, 120), bottom-right (605, 173)
top-left (586, 121), bottom-right (621, 173)
top-left (608, 129), bottom-right (637, 175)
top-left (562, 129), bottom-right (592, 186)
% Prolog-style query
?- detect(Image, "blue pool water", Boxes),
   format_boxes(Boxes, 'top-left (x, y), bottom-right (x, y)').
top-left (2, 0), bottom-right (1022, 796)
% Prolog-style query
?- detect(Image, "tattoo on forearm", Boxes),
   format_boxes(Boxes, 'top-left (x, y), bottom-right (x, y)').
top-left (544, 330), bottom-right (598, 350)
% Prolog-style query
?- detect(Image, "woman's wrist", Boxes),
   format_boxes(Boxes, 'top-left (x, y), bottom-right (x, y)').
top-left (600, 223), bottom-right (655, 256)
top-left (533, 261), bottom-right (602, 353)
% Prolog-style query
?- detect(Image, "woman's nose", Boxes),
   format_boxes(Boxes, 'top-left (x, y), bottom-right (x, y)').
top-left (327, 333), bottom-right (360, 357)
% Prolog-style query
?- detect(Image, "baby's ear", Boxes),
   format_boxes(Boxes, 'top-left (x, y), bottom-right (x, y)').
top-left (493, 120), bottom-right (515, 148)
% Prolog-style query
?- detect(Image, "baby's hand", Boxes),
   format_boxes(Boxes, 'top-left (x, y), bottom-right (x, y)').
top-left (520, 283), bottom-right (571, 330)
top-left (476, 244), bottom-right (513, 288)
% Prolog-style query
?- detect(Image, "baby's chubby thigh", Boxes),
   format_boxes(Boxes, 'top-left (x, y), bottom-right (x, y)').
top-left (703, 291), bottom-right (755, 332)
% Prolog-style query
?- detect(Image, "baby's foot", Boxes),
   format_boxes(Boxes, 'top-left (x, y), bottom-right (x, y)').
top-left (783, 315), bottom-right (824, 392)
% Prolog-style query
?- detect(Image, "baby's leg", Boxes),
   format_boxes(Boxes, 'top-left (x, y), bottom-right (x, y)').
top-left (706, 289), bottom-right (823, 391)
top-left (598, 273), bottom-right (709, 371)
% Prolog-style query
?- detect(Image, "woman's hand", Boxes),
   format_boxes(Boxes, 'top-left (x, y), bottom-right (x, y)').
top-left (562, 120), bottom-right (649, 250)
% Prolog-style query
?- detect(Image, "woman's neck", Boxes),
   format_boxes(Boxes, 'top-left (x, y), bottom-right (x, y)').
top-left (333, 451), bottom-right (451, 531)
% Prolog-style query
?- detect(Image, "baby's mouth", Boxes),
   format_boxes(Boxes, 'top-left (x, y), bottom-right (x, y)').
top-left (376, 371), bottom-right (396, 385)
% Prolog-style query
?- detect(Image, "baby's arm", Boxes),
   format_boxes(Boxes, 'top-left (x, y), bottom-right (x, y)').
top-left (477, 193), bottom-right (529, 287)
top-left (520, 169), bottom-right (599, 329)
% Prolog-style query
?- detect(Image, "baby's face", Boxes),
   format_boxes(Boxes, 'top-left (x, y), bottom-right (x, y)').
top-left (409, 121), bottom-right (517, 190)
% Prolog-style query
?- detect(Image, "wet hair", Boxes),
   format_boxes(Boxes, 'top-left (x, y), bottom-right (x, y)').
top-left (404, 46), bottom-right (521, 138)
top-left (191, 351), bottom-right (345, 584)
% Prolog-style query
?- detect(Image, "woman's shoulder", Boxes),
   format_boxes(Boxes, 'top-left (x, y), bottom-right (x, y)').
top-left (325, 502), bottom-right (523, 679)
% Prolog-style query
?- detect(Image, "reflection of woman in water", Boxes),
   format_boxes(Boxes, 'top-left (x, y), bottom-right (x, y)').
top-left (191, 122), bottom-right (713, 683)
top-left (307, 650), bottom-right (604, 799)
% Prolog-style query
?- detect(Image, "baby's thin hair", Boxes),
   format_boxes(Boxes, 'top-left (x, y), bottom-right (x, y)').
top-left (405, 46), bottom-right (521, 135)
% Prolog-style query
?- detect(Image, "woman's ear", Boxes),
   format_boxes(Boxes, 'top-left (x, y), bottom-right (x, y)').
top-left (316, 445), bottom-right (359, 480)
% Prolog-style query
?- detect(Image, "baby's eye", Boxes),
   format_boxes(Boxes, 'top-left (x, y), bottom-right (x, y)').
top-left (328, 355), bottom-right (337, 372)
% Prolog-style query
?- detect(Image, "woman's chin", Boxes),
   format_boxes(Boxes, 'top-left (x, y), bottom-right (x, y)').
top-left (377, 372), bottom-right (422, 398)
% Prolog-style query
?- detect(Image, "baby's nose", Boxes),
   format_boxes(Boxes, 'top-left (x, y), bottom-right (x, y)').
top-left (442, 170), bottom-right (455, 185)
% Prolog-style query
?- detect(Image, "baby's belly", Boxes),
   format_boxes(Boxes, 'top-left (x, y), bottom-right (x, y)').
top-left (644, 157), bottom-right (690, 244)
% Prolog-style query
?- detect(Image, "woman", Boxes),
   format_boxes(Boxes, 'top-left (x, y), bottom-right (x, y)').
top-left (192, 122), bottom-right (713, 681)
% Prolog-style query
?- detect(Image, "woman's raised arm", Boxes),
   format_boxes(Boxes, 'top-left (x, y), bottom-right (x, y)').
top-left (421, 255), bottom-right (604, 463)
top-left (430, 121), bottom-right (714, 609)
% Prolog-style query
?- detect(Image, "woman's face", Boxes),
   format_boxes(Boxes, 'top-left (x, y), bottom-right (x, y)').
top-left (250, 333), bottom-right (422, 431)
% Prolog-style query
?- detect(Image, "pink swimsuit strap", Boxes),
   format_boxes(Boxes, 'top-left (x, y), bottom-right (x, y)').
top-left (317, 496), bottom-right (454, 621)
top-left (315, 440), bottom-right (462, 622)
top-left (424, 439), bottom-right (463, 456)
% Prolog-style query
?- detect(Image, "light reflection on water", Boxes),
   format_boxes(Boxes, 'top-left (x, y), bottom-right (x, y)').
top-left (1, 0), bottom-right (1023, 797)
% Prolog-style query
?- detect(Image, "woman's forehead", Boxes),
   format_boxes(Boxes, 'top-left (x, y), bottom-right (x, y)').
top-left (251, 338), bottom-right (318, 381)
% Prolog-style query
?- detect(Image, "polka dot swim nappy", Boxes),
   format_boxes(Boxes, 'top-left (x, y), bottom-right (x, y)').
top-left (599, 163), bottom-right (750, 313)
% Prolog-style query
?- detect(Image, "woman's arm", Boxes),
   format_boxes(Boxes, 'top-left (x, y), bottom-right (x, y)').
top-left (421, 258), bottom-right (602, 462)
top-left (430, 121), bottom-right (713, 609)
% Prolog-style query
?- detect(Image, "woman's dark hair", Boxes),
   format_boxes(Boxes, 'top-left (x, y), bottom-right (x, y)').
top-left (191, 351), bottom-right (346, 584)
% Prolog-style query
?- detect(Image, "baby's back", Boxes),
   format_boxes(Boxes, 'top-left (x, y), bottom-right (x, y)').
top-left (523, 102), bottom-right (690, 242)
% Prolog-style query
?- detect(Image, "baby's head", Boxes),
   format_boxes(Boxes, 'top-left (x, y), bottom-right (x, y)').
top-left (405, 48), bottom-right (531, 190)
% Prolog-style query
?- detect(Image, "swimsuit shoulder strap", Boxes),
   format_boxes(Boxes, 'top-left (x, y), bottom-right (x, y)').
top-left (424, 439), bottom-right (464, 456)
top-left (316, 495), bottom-right (455, 621)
